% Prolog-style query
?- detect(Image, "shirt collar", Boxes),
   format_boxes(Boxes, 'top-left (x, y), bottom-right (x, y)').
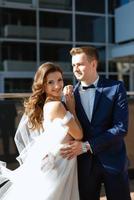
top-left (80, 75), bottom-right (99, 91)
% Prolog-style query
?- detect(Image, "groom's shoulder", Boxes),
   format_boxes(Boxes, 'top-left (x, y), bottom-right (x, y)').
top-left (101, 77), bottom-right (124, 87)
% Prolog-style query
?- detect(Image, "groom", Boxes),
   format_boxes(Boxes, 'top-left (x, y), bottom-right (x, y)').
top-left (61, 46), bottom-right (131, 200)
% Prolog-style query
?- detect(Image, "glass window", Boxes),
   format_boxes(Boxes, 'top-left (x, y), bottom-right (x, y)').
top-left (1, 8), bottom-right (36, 39)
top-left (2, 42), bottom-right (36, 61)
top-left (76, 0), bottom-right (105, 13)
top-left (39, 0), bottom-right (72, 10)
top-left (108, 17), bottom-right (114, 43)
top-left (40, 43), bottom-right (72, 73)
top-left (117, 0), bottom-right (130, 7)
top-left (76, 15), bottom-right (105, 43)
top-left (109, 61), bottom-right (118, 72)
top-left (2, 0), bottom-right (32, 3)
top-left (40, 12), bottom-right (72, 41)
top-left (1, 42), bottom-right (36, 72)
top-left (108, 0), bottom-right (128, 14)
top-left (109, 0), bottom-right (117, 14)
top-left (5, 78), bottom-right (33, 93)
top-left (97, 46), bottom-right (106, 72)
top-left (109, 74), bottom-right (129, 90)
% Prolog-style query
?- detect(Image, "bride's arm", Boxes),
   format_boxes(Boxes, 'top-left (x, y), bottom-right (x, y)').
top-left (43, 101), bottom-right (83, 140)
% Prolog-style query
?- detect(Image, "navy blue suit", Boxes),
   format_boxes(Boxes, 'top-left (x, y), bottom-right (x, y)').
top-left (74, 77), bottom-right (131, 200)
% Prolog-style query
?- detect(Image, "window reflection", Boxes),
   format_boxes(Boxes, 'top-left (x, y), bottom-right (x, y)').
top-left (40, 44), bottom-right (72, 73)
top-left (40, 12), bottom-right (72, 41)
top-left (97, 46), bottom-right (106, 72)
top-left (108, 17), bottom-right (115, 43)
top-left (76, 15), bottom-right (105, 43)
top-left (76, 0), bottom-right (105, 13)
top-left (1, 42), bottom-right (36, 72)
top-left (1, 8), bottom-right (36, 39)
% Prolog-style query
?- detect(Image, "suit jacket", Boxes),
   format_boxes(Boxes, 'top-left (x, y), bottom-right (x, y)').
top-left (74, 77), bottom-right (129, 174)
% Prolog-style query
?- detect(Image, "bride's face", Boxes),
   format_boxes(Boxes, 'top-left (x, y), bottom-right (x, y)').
top-left (45, 71), bottom-right (64, 99)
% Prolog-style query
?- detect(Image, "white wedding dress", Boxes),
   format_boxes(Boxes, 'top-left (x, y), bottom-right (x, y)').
top-left (0, 111), bottom-right (79, 200)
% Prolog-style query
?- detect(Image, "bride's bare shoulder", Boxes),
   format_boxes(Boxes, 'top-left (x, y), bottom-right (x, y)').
top-left (43, 101), bottom-right (66, 120)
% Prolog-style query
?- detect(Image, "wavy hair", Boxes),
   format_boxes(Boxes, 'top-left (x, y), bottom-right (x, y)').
top-left (24, 62), bottom-right (63, 130)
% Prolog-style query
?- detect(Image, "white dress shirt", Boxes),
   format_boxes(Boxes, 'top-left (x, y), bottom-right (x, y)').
top-left (79, 76), bottom-right (99, 122)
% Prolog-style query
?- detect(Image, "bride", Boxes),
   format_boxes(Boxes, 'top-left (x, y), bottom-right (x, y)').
top-left (0, 62), bottom-right (83, 200)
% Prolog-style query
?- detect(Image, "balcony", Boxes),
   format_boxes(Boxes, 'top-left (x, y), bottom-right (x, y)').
top-left (3, 60), bottom-right (36, 72)
top-left (3, 60), bottom-right (71, 72)
top-left (4, 25), bottom-right (70, 41)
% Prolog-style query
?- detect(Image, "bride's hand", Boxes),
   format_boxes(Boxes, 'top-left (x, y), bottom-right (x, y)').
top-left (63, 85), bottom-right (75, 113)
top-left (63, 85), bottom-right (73, 96)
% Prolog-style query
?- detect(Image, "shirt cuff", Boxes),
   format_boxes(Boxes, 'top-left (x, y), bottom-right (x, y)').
top-left (85, 141), bottom-right (93, 154)
top-left (81, 141), bottom-right (93, 154)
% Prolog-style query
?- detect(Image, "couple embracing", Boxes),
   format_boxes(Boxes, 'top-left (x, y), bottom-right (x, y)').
top-left (0, 46), bottom-right (131, 200)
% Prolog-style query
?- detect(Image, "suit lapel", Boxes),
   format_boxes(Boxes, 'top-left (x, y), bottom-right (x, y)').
top-left (91, 77), bottom-right (103, 121)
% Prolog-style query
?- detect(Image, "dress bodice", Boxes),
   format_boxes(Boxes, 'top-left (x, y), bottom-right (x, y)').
top-left (43, 110), bottom-right (74, 128)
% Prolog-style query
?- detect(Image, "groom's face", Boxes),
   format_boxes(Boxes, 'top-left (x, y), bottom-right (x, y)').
top-left (72, 53), bottom-right (95, 83)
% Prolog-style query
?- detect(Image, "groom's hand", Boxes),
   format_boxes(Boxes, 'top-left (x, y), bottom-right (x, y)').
top-left (60, 140), bottom-right (83, 160)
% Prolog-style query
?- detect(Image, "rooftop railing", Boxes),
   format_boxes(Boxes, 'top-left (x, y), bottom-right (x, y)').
top-left (0, 91), bottom-right (134, 99)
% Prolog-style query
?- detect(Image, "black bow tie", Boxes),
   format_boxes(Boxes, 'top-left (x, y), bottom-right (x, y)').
top-left (82, 84), bottom-right (95, 90)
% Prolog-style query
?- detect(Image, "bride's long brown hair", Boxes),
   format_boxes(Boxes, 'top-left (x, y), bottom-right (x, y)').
top-left (24, 62), bottom-right (63, 130)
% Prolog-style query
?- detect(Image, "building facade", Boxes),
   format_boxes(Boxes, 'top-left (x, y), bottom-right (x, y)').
top-left (0, 0), bottom-right (134, 93)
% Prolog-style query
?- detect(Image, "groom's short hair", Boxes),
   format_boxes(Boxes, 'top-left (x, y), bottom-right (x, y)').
top-left (70, 46), bottom-right (99, 63)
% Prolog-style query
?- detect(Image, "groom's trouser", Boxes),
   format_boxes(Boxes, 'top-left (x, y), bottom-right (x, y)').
top-left (78, 155), bottom-right (131, 200)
